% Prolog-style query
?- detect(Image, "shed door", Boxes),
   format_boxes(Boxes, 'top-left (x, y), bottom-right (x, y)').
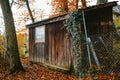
top-left (34, 25), bottom-right (45, 62)
top-left (48, 22), bottom-right (75, 68)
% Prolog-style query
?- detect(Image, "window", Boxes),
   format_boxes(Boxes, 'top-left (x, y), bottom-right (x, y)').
top-left (35, 26), bottom-right (45, 43)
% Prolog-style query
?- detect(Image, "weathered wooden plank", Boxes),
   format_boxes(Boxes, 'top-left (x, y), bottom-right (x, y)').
top-left (45, 26), bottom-right (49, 62)
top-left (51, 26), bottom-right (55, 65)
top-left (56, 27), bottom-right (60, 66)
top-left (33, 43), bottom-right (45, 63)
top-left (42, 44), bottom-right (45, 62)
top-left (29, 29), bottom-right (32, 61)
top-left (64, 30), bottom-right (68, 67)
top-left (31, 28), bottom-right (35, 62)
top-left (48, 27), bottom-right (51, 64)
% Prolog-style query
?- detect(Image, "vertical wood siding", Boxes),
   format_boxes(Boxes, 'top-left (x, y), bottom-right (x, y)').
top-left (47, 21), bottom-right (76, 68)
top-left (29, 28), bottom-right (35, 62)
top-left (29, 21), bottom-right (76, 69)
top-left (34, 43), bottom-right (45, 62)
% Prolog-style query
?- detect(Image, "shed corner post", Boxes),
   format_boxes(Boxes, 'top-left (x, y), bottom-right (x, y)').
top-left (44, 26), bottom-right (49, 62)
top-left (28, 27), bottom-right (35, 63)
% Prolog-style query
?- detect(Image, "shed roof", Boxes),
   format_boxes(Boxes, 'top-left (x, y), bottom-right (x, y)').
top-left (26, 1), bottom-right (117, 28)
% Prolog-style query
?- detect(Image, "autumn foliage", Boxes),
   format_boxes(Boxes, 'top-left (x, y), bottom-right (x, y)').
top-left (0, 34), bottom-right (5, 54)
top-left (0, 57), bottom-right (119, 80)
top-left (0, 58), bottom-right (78, 80)
top-left (50, 0), bottom-right (87, 17)
top-left (17, 28), bottom-right (28, 55)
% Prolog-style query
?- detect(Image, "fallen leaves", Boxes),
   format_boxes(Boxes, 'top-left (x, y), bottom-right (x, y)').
top-left (0, 65), bottom-right (78, 80)
top-left (0, 58), bottom-right (120, 80)
top-left (0, 58), bottom-right (78, 80)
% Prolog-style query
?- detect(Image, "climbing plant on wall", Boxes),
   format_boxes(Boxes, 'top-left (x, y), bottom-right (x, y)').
top-left (64, 10), bottom-right (83, 76)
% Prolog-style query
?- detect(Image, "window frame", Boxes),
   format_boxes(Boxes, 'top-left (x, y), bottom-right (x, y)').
top-left (35, 25), bottom-right (45, 43)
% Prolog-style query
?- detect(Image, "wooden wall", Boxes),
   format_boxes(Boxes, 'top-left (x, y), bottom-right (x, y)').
top-left (46, 21), bottom-right (76, 68)
top-left (29, 21), bottom-right (76, 69)
top-left (29, 27), bottom-right (48, 63)
top-left (84, 7), bottom-right (113, 35)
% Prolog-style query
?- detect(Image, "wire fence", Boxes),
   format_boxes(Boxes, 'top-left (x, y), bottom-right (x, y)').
top-left (81, 27), bottom-right (120, 79)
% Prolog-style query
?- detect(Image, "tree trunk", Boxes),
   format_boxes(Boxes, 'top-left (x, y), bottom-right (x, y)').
top-left (0, 0), bottom-right (24, 73)
top-left (25, 0), bottom-right (35, 23)
top-left (81, 0), bottom-right (86, 8)
top-left (75, 0), bottom-right (79, 9)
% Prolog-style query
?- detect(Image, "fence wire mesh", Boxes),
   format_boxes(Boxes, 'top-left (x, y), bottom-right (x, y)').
top-left (81, 27), bottom-right (120, 79)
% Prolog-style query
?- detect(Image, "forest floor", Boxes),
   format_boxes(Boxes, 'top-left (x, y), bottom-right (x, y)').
top-left (0, 57), bottom-right (78, 80)
top-left (0, 57), bottom-right (120, 80)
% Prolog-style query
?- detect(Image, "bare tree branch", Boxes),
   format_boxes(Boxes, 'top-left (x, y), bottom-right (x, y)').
top-left (10, 0), bottom-right (14, 7)
top-left (25, 0), bottom-right (34, 22)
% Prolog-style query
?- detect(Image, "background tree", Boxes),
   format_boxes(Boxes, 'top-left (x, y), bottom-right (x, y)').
top-left (81, 0), bottom-right (87, 8)
top-left (50, 0), bottom-right (87, 16)
top-left (12, 0), bottom-right (35, 23)
top-left (17, 29), bottom-right (27, 55)
top-left (0, 0), bottom-right (24, 73)
top-left (0, 31), bottom-right (5, 55)
top-left (23, 0), bottom-right (35, 22)
top-left (9, 0), bottom-right (46, 57)
top-left (51, 0), bottom-right (68, 16)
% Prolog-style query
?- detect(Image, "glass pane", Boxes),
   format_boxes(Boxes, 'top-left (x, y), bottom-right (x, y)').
top-left (35, 26), bottom-right (45, 42)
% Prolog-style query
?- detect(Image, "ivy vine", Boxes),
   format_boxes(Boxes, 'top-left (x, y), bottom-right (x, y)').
top-left (64, 10), bottom-right (83, 76)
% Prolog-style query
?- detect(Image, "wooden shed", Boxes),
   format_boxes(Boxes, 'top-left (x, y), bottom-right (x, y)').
top-left (26, 2), bottom-right (117, 72)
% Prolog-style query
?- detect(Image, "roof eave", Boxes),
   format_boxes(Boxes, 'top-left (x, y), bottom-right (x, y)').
top-left (26, 1), bottom-right (117, 28)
